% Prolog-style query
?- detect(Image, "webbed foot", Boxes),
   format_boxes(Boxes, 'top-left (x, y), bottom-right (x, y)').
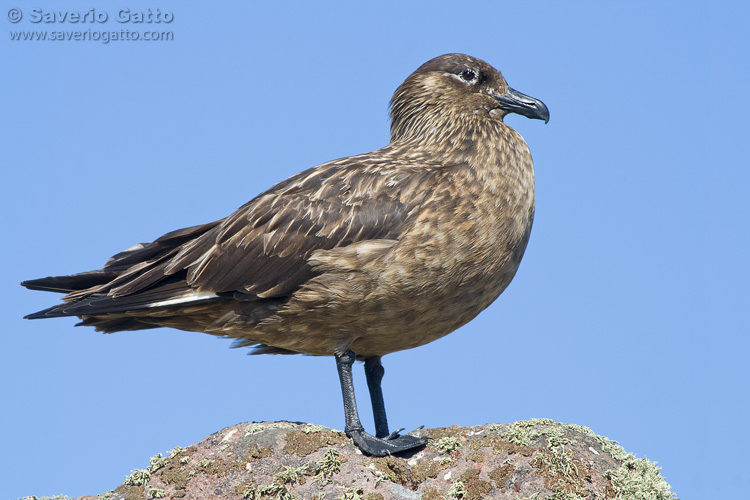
top-left (347, 427), bottom-right (428, 456)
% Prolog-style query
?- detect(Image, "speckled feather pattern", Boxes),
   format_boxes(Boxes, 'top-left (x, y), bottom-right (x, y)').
top-left (24, 54), bottom-right (540, 359)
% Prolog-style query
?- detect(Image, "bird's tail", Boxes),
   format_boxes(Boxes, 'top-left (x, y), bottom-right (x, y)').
top-left (21, 220), bottom-right (222, 320)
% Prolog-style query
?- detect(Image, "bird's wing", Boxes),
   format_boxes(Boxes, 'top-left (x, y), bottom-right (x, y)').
top-left (60, 156), bottom-right (443, 315)
top-left (162, 158), bottom-right (440, 298)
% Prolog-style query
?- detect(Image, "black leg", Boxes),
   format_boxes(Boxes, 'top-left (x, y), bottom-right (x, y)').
top-left (336, 348), bottom-right (365, 435)
top-left (335, 349), bottom-right (428, 456)
top-left (364, 356), bottom-right (389, 438)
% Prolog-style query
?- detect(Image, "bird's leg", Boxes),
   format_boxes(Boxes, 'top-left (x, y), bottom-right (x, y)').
top-left (364, 356), bottom-right (390, 438)
top-left (336, 349), bottom-right (366, 436)
top-left (335, 349), bottom-right (428, 456)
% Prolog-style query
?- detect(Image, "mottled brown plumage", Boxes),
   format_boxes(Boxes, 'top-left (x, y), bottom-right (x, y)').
top-left (23, 54), bottom-right (548, 455)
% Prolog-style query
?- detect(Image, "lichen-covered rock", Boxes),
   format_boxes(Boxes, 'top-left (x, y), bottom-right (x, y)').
top-left (57, 419), bottom-right (676, 500)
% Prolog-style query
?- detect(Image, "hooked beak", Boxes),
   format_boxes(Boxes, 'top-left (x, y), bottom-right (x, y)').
top-left (492, 87), bottom-right (549, 124)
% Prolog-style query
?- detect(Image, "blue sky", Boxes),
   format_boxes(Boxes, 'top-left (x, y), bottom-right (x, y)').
top-left (2, 1), bottom-right (748, 498)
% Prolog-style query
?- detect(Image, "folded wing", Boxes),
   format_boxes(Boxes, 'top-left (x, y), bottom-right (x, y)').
top-left (23, 157), bottom-right (439, 324)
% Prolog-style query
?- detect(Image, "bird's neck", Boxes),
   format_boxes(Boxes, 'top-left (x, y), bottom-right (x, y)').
top-left (387, 112), bottom-right (535, 204)
top-left (389, 113), bottom-right (522, 165)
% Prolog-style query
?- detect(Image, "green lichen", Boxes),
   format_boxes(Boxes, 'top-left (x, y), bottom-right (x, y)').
top-left (237, 449), bottom-right (345, 499)
top-left (275, 465), bottom-right (308, 485)
top-left (529, 420), bottom-right (628, 462)
top-left (196, 456), bottom-right (245, 478)
top-left (168, 446), bottom-right (184, 457)
top-left (245, 422), bottom-right (294, 435)
top-left (431, 436), bottom-right (462, 454)
top-left (147, 453), bottom-right (168, 473)
top-left (545, 494), bottom-right (587, 500)
top-left (605, 456), bottom-right (676, 500)
top-left (448, 480), bottom-right (466, 500)
top-left (301, 424), bottom-right (327, 434)
top-left (124, 469), bottom-right (151, 486)
top-left (275, 465), bottom-right (303, 482)
top-left (529, 420), bottom-right (675, 500)
top-left (237, 483), bottom-right (257, 499)
top-left (469, 434), bottom-right (534, 456)
top-left (530, 437), bottom-right (589, 498)
top-left (339, 487), bottom-right (364, 500)
top-left (241, 482), bottom-right (294, 500)
top-left (503, 418), bottom-right (558, 446)
top-left (313, 449), bottom-right (343, 483)
top-left (241, 482), bottom-right (293, 500)
top-left (505, 419), bottom-right (676, 500)
top-left (18, 497), bottom-right (71, 500)
top-left (240, 464), bottom-right (306, 500)
top-left (538, 445), bottom-right (579, 478)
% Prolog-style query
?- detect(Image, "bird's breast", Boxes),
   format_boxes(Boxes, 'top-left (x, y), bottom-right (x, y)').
top-left (254, 129), bottom-right (536, 357)
top-left (393, 139), bottom-right (534, 307)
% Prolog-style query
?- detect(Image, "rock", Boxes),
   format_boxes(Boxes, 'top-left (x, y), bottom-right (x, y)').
top-left (53, 419), bottom-right (677, 500)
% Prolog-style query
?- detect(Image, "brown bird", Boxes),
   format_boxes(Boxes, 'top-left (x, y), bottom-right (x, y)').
top-left (22, 53), bottom-right (548, 456)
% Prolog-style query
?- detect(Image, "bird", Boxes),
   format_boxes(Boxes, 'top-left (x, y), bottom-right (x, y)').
top-left (22, 53), bottom-right (549, 456)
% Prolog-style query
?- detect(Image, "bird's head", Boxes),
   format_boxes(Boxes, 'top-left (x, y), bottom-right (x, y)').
top-left (389, 53), bottom-right (549, 143)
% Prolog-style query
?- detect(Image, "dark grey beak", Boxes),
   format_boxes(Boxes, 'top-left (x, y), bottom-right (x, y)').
top-left (492, 87), bottom-right (549, 124)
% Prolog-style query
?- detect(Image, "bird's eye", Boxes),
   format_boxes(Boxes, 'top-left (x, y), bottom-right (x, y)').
top-left (460, 70), bottom-right (477, 82)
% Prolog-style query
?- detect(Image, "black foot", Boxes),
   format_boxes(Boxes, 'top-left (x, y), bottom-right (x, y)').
top-left (348, 428), bottom-right (429, 456)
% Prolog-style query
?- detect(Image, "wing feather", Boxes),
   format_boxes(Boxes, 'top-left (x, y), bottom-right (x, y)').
top-left (24, 153), bottom-right (445, 319)
top-left (153, 158), bottom-right (437, 298)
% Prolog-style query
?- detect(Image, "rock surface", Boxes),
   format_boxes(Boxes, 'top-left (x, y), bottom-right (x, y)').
top-left (47, 419), bottom-right (676, 500)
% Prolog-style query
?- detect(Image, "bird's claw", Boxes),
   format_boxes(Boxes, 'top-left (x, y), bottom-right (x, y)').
top-left (383, 425), bottom-right (427, 441)
top-left (384, 428), bottom-right (405, 440)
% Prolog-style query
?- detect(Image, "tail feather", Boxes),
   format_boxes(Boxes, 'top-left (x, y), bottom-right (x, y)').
top-left (24, 280), bottom-right (224, 319)
top-left (22, 220), bottom-right (225, 325)
top-left (21, 269), bottom-right (123, 294)
top-left (22, 221), bottom-right (222, 295)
